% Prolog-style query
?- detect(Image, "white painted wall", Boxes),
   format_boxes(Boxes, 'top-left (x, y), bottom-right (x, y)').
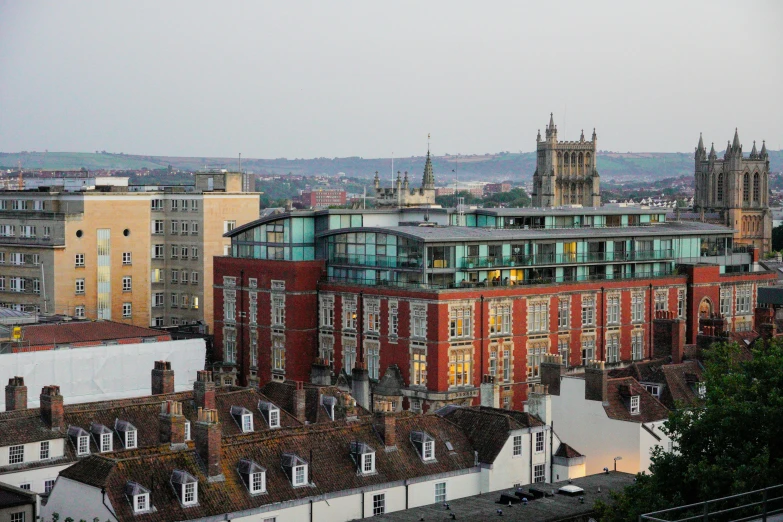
top-left (0, 438), bottom-right (64, 466)
top-left (407, 472), bottom-right (481, 508)
top-left (639, 422), bottom-right (671, 472)
top-left (0, 463), bottom-right (68, 494)
top-left (41, 477), bottom-right (114, 522)
top-left (0, 338), bottom-right (205, 409)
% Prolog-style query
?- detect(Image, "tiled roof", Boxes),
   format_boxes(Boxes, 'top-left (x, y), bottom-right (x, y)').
top-left (660, 361), bottom-right (704, 409)
top-left (604, 377), bottom-right (670, 423)
top-left (59, 413), bottom-right (476, 522)
top-left (554, 443), bottom-right (583, 459)
top-left (21, 320), bottom-right (169, 346)
top-left (260, 381), bottom-right (370, 424)
top-left (608, 359), bottom-right (668, 384)
top-left (439, 406), bottom-right (544, 463)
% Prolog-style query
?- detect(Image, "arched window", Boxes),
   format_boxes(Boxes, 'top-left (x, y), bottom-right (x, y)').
top-left (571, 152), bottom-right (577, 167)
top-left (743, 173), bottom-right (750, 202)
top-left (716, 173), bottom-right (723, 201)
top-left (753, 173), bottom-right (760, 202)
top-left (585, 153), bottom-right (591, 168)
top-left (563, 152), bottom-right (569, 166)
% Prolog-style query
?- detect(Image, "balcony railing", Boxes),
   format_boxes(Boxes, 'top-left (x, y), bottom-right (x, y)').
top-left (460, 249), bottom-right (674, 269)
top-left (330, 254), bottom-right (423, 269)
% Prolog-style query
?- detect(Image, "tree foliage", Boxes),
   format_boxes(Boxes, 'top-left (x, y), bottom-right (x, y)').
top-left (772, 225), bottom-right (783, 251)
top-left (595, 339), bottom-right (783, 522)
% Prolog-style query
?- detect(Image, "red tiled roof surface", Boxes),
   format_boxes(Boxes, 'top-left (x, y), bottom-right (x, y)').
top-left (261, 381), bottom-right (370, 424)
top-left (21, 320), bottom-right (170, 347)
top-left (604, 377), bottom-right (670, 423)
top-left (440, 406), bottom-right (544, 463)
top-left (58, 413), bottom-right (476, 522)
top-left (660, 361), bottom-right (704, 409)
top-left (554, 442), bottom-right (583, 459)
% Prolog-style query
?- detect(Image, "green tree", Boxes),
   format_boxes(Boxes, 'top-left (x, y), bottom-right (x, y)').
top-left (595, 339), bottom-right (783, 522)
top-left (772, 224), bottom-right (783, 251)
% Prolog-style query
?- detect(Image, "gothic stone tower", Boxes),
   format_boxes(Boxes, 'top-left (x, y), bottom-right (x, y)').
top-left (693, 129), bottom-right (771, 254)
top-left (532, 113), bottom-right (600, 208)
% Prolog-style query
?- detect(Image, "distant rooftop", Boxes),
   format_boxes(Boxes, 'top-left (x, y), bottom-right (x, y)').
top-left (18, 320), bottom-right (169, 347)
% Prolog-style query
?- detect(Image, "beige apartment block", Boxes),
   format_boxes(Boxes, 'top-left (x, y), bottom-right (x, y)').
top-left (0, 172), bottom-right (258, 332)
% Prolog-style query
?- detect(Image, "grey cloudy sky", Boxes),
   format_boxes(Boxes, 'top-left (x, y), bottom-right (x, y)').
top-left (1, 1), bottom-right (781, 159)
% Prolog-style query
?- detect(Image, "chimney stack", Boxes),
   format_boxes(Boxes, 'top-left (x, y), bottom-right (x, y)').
top-left (653, 312), bottom-right (686, 364)
top-left (151, 361), bottom-right (175, 395)
top-left (584, 361), bottom-right (608, 404)
top-left (40, 385), bottom-right (64, 430)
top-left (540, 354), bottom-right (565, 396)
top-left (194, 371), bottom-right (216, 410)
top-left (159, 400), bottom-right (187, 448)
top-left (480, 375), bottom-right (499, 408)
top-left (194, 408), bottom-right (223, 480)
top-left (373, 404), bottom-right (396, 448)
top-left (352, 362), bottom-right (370, 411)
top-left (526, 384), bottom-right (552, 424)
top-left (310, 359), bottom-right (332, 386)
top-left (293, 382), bottom-right (307, 424)
top-left (5, 377), bottom-right (27, 411)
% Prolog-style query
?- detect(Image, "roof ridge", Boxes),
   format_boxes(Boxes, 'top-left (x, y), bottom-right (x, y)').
top-left (64, 391), bottom-right (193, 413)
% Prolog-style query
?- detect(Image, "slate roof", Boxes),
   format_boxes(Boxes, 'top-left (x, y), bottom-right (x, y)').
top-left (604, 377), bottom-right (670, 423)
top-left (260, 381), bottom-right (370, 424)
top-left (439, 406), bottom-right (544, 464)
top-left (660, 361), bottom-right (704, 409)
top-left (0, 482), bottom-right (37, 508)
top-left (58, 413), bottom-right (477, 522)
top-left (20, 320), bottom-right (169, 346)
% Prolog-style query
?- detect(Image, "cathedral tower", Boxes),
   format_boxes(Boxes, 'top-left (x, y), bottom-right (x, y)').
top-left (531, 113), bottom-right (600, 207)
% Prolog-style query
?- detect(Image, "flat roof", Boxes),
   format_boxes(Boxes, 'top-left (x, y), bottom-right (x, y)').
top-left (479, 206), bottom-right (663, 216)
top-left (373, 471), bottom-right (635, 521)
top-left (319, 221), bottom-right (733, 243)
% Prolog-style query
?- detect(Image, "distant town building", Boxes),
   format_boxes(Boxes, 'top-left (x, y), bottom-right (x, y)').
top-left (0, 171), bottom-right (258, 331)
top-left (483, 182), bottom-right (512, 196)
top-left (298, 189), bottom-right (347, 208)
top-left (374, 151), bottom-right (436, 207)
top-left (436, 182), bottom-right (485, 199)
top-left (693, 130), bottom-right (772, 254)
top-left (532, 113), bottom-right (601, 207)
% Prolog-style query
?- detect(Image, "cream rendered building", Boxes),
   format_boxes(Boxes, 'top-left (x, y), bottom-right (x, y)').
top-left (0, 172), bottom-right (258, 331)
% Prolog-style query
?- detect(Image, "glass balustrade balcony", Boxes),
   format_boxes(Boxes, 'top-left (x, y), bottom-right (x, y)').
top-left (460, 249), bottom-right (674, 269)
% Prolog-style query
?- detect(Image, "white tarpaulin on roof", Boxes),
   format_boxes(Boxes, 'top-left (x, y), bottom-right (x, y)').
top-left (0, 338), bottom-right (205, 409)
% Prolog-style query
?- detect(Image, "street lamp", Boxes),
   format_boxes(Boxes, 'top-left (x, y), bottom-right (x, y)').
top-left (614, 456), bottom-right (622, 471)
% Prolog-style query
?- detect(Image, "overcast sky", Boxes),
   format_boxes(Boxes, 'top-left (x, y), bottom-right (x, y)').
top-left (0, 1), bottom-right (781, 159)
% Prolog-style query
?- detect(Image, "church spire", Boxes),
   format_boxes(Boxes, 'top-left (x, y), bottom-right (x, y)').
top-left (422, 149), bottom-right (435, 189)
top-left (709, 142), bottom-right (716, 159)
top-left (580, 129), bottom-right (585, 142)
top-left (761, 140), bottom-right (768, 159)
top-left (750, 140), bottom-right (758, 159)
top-left (697, 132), bottom-right (704, 152)
top-left (549, 112), bottom-right (555, 129)
top-left (732, 128), bottom-right (741, 150)
top-left (592, 128), bottom-right (597, 142)
top-left (537, 129), bottom-right (541, 142)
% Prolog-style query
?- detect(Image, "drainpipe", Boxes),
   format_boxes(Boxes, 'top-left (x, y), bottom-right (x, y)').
top-left (600, 286), bottom-right (605, 360)
top-left (550, 420), bottom-right (554, 482)
top-left (480, 295), bottom-right (485, 379)
top-left (648, 283), bottom-right (654, 359)
top-left (239, 269), bottom-right (245, 386)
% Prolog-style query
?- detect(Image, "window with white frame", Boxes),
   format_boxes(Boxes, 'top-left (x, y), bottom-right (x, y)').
top-left (18, 484), bottom-right (30, 490)
top-left (655, 290), bottom-right (668, 312)
top-left (720, 287), bottom-right (732, 317)
top-left (191, 271), bottom-right (199, 285)
top-left (122, 252), bottom-right (132, 265)
top-left (736, 286), bottom-right (752, 314)
top-left (10, 512), bottom-right (25, 522)
top-left (581, 337), bottom-right (596, 365)
top-left (528, 300), bottom-right (549, 334)
top-left (171, 293), bottom-right (179, 308)
top-left (320, 295), bottom-right (335, 327)
top-left (343, 338), bottom-right (356, 373)
top-left (643, 384), bottom-right (661, 398)
top-left (8, 445), bottom-right (24, 464)
top-left (557, 298), bottom-right (570, 329)
top-left (607, 295), bottom-right (620, 324)
top-left (40, 440), bottom-right (50, 460)
top-left (43, 226), bottom-right (50, 238)
top-left (250, 332), bottom-right (258, 367)
top-left (630, 395), bottom-right (640, 414)
top-left (535, 431), bottom-right (544, 452)
top-left (448, 347), bottom-right (471, 386)
top-left (250, 471), bottom-right (265, 494)
top-left (366, 340), bottom-right (380, 380)
top-left (191, 222), bottom-right (199, 235)
top-left (581, 295), bottom-right (595, 327)
top-left (224, 330), bottom-right (237, 363)
top-left (224, 291), bottom-right (236, 322)
top-left (388, 300), bottom-right (399, 337)
top-left (0, 252), bottom-right (4, 264)
top-left (75, 253), bottom-right (85, 267)
top-left (502, 345), bottom-right (511, 382)
top-left (242, 413), bottom-right (253, 433)
top-left (272, 294), bottom-right (285, 327)
top-left (153, 244), bottom-right (164, 259)
top-left (294, 465), bottom-right (306, 486)
top-left (558, 337), bottom-right (569, 366)
top-left (184, 421), bottom-right (191, 441)
top-left (77, 435), bottom-right (89, 455)
top-left (534, 464), bottom-right (545, 483)
top-left (362, 452), bottom-right (375, 474)
top-left (435, 482), bottom-right (447, 503)
top-left (0, 225), bottom-right (13, 237)
top-left (678, 289), bottom-right (686, 318)
top-left (134, 493), bottom-right (149, 513)
top-left (319, 335), bottom-right (334, 367)
top-left (191, 246), bottom-right (198, 259)
top-left (490, 303), bottom-right (511, 335)
top-left (411, 343), bottom-right (427, 386)
top-left (631, 330), bottom-right (644, 360)
top-left (411, 302), bottom-right (427, 338)
top-left (343, 296), bottom-right (357, 330)
top-left (180, 246), bottom-right (188, 259)
top-left (373, 493), bottom-right (386, 515)
top-left (488, 345), bottom-right (498, 377)
top-left (170, 220), bottom-right (179, 234)
top-left (449, 304), bottom-right (472, 338)
top-left (631, 293), bottom-right (645, 323)
top-left (153, 220), bottom-right (164, 234)
top-left (181, 222), bottom-right (190, 235)
top-left (512, 435), bottom-right (522, 456)
top-left (75, 278), bottom-right (85, 295)
top-left (123, 302), bottom-right (132, 318)
top-left (365, 298), bottom-right (380, 334)
top-left (122, 276), bottom-right (132, 292)
top-left (272, 336), bottom-right (285, 372)
top-left (606, 335), bottom-right (619, 363)
top-left (423, 439), bottom-right (434, 460)
top-left (10, 252), bottom-right (22, 266)
top-left (44, 479), bottom-right (55, 494)
top-left (170, 244), bottom-right (178, 259)
top-left (224, 220), bottom-right (236, 234)
top-left (183, 482), bottom-right (197, 505)
top-left (153, 292), bottom-right (164, 308)
top-left (151, 199), bottom-right (163, 211)
top-left (527, 341), bottom-right (547, 379)
top-left (100, 432), bottom-right (112, 452)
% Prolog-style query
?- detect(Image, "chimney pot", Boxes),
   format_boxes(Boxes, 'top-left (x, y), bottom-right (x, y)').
top-left (159, 400), bottom-right (186, 446)
top-left (194, 371), bottom-right (216, 410)
top-left (151, 360), bottom-right (175, 395)
top-left (195, 408), bottom-right (222, 478)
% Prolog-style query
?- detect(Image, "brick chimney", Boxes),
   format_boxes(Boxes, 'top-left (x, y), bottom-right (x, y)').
top-left (653, 311), bottom-right (686, 364)
top-left (5, 376), bottom-right (27, 411)
top-left (159, 400), bottom-right (187, 447)
top-left (373, 404), bottom-right (396, 448)
top-left (584, 361), bottom-right (608, 404)
top-left (194, 370), bottom-right (216, 410)
top-left (293, 382), bottom-right (307, 424)
top-left (310, 359), bottom-right (332, 386)
top-left (151, 360), bottom-right (175, 395)
top-left (194, 408), bottom-right (223, 480)
top-left (40, 385), bottom-right (64, 430)
top-left (539, 354), bottom-right (565, 396)
top-left (352, 362), bottom-right (370, 411)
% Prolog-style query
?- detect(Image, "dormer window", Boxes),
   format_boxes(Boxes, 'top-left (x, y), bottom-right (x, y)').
top-left (350, 442), bottom-right (375, 475)
top-left (237, 458), bottom-right (266, 495)
top-left (230, 406), bottom-right (254, 433)
top-left (259, 401), bottom-right (281, 429)
top-left (411, 431), bottom-right (435, 462)
top-left (697, 383), bottom-right (706, 399)
top-left (90, 423), bottom-right (114, 452)
top-left (125, 482), bottom-right (151, 514)
top-left (184, 421), bottom-right (191, 441)
top-left (322, 395), bottom-right (337, 421)
top-left (630, 395), bottom-right (640, 415)
top-left (171, 470), bottom-right (198, 507)
top-left (281, 453), bottom-right (308, 487)
top-left (115, 419), bottom-right (138, 449)
top-left (68, 426), bottom-right (90, 456)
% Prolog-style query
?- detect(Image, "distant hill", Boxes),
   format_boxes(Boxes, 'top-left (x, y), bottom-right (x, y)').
top-left (2, 150), bottom-right (781, 183)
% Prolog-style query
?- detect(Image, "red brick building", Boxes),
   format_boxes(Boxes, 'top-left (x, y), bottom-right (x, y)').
top-left (298, 190), bottom-right (346, 208)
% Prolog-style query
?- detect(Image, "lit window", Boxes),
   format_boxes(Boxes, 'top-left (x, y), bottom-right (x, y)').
top-left (527, 342), bottom-right (547, 379)
top-left (272, 337), bottom-right (286, 372)
top-left (489, 303), bottom-right (511, 335)
top-left (411, 343), bottom-right (427, 386)
top-left (343, 296), bottom-right (357, 330)
top-left (365, 298), bottom-right (380, 333)
top-left (448, 348), bottom-right (471, 387)
top-left (449, 305), bottom-right (472, 338)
